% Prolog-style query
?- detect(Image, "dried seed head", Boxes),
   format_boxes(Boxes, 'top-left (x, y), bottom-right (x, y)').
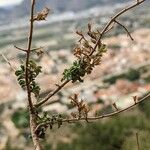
top-left (33, 7), bottom-right (50, 21)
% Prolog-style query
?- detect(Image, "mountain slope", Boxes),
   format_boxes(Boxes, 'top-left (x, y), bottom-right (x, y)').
top-left (14, 0), bottom-right (130, 17)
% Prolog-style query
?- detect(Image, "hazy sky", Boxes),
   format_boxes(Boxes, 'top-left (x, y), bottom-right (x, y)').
top-left (0, 0), bottom-right (23, 7)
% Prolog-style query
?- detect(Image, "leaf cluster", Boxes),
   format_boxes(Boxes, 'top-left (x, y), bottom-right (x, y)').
top-left (70, 94), bottom-right (90, 119)
top-left (15, 60), bottom-right (42, 98)
top-left (62, 23), bottom-right (107, 83)
top-left (62, 60), bottom-right (86, 82)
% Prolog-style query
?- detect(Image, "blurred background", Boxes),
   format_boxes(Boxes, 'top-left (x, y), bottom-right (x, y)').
top-left (0, 0), bottom-right (150, 149)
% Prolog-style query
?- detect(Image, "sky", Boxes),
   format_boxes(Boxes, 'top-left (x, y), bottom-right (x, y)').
top-left (0, 0), bottom-right (23, 7)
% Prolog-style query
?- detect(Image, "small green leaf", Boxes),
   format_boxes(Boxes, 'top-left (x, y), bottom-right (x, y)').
top-left (15, 70), bottom-right (23, 76)
top-left (20, 65), bottom-right (25, 71)
top-left (18, 75), bottom-right (25, 80)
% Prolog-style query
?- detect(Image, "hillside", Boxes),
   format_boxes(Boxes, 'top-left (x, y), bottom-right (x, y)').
top-left (0, 0), bottom-right (130, 21)
top-left (16, 0), bottom-right (130, 13)
top-left (0, 0), bottom-right (149, 149)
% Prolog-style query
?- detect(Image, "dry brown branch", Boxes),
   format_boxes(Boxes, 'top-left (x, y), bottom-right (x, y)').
top-left (35, 80), bottom-right (69, 107)
top-left (35, 93), bottom-right (150, 132)
top-left (114, 20), bottom-right (134, 41)
top-left (103, 22), bottom-right (115, 34)
top-left (90, 0), bottom-right (145, 55)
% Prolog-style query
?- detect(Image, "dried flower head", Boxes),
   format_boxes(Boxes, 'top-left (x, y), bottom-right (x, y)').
top-left (62, 23), bottom-right (107, 83)
top-left (33, 7), bottom-right (50, 21)
top-left (69, 94), bottom-right (90, 119)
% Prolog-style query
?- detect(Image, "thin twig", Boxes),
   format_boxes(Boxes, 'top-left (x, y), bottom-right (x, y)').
top-left (136, 132), bottom-right (140, 150)
top-left (35, 93), bottom-right (150, 132)
top-left (90, 0), bottom-right (145, 55)
top-left (35, 80), bottom-right (70, 107)
top-left (14, 45), bottom-right (44, 52)
top-left (100, 0), bottom-right (145, 38)
top-left (103, 22), bottom-right (115, 34)
top-left (36, 0), bottom-right (145, 107)
top-left (114, 20), bottom-right (134, 41)
top-left (1, 54), bottom-right (16, 71)
top-left (14, 45), bottom-right (27, 52)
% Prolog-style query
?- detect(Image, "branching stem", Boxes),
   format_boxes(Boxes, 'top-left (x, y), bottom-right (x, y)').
top-left (25, 0), bottom-right (42, 149)
top-left (90, 0), bottom-right (145, 55)
top-left (15, 0), bottom-right (147, 149)
top-left (36, 0), bottom-right (146, 107)
top-left (25, 0), bottom-right (35, 113)
top-left (35, 80), bottom-right (70, 107)
top-left (35, 93), bottom-right (150, 132)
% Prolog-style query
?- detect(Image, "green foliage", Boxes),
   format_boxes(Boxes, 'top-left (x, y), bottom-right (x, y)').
top-left (122, 131), bottom-right (150, 150)
top-left (138, 94), bottom-right (150, 118)
top-left (3, 139), bottom-right (23, 150)
top-left (143, 75), bottom-right (150, 83)
top-left (125, 68), bottom-right (140, 81)
top-left (61, 60), bottom-right (86, 82)
top-left (11, 108), bottom-right (29, 129)
top-left (103, 74), bottom-right (126, 84)
top-left (0, 104), bottom-right (5, 114)
top-left (103, 68), bottom-right (140, 84)
top-left (15, 60), bottom-right (42, 98)
top-left (15, 65), bottom-right (26, 89)
top-left (44, 144), bottom-right (52, 150)
top-left (97, 98), bottom-right (105, 104)
top-left (108, 44), bottom-right (121, 50)
top-left (62, 43), bottom-right (107, 83)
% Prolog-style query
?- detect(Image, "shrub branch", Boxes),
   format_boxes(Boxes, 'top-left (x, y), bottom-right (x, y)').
top-left (35, 93), bottom-right (150, 132)
top-left (25, 0), bottom-right (42, 149)
top-left (13, 0), bottom-right (147, 149)
top-left (35, 0), bottom-right (146, 108)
